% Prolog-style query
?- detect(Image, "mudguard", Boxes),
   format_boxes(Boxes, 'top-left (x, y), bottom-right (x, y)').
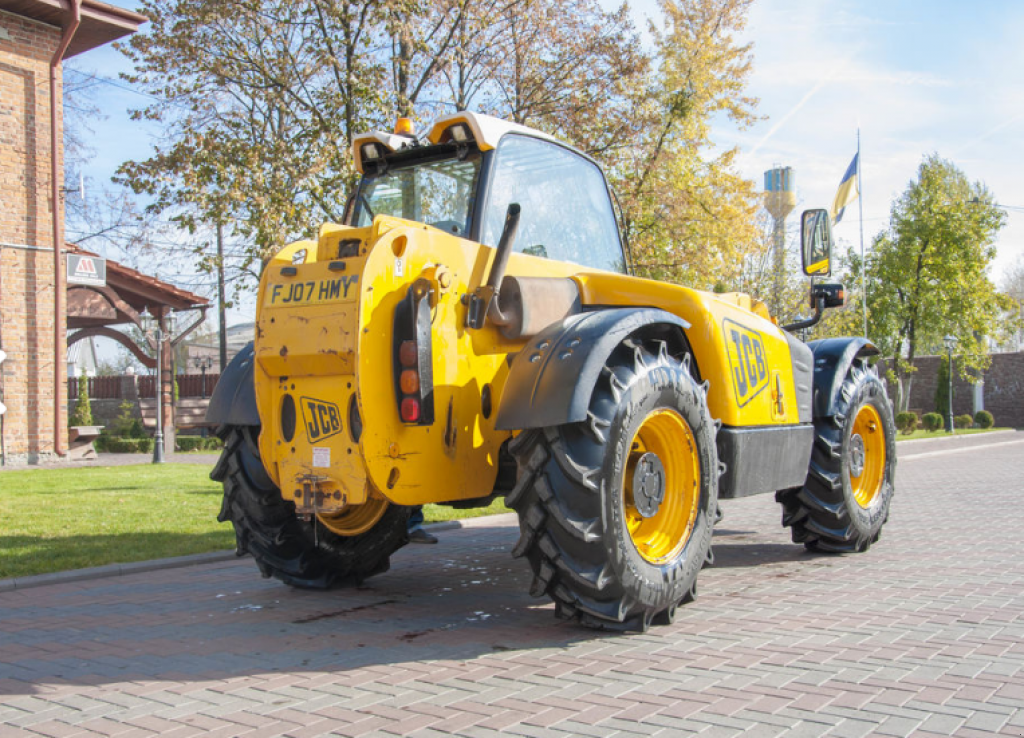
top-left (205, 342), bottom-right (260, 427)
top-left (495, 308), bottom-right (690, 431)
top-left (807, 337), bottom-right (881, 418)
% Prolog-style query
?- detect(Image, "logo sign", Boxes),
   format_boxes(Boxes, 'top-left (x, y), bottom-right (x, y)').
top-left (301, 397), bottom-right (343, 442)
top-left (723, 319), bottom-right (769, 407)
top-left (67, 254), bottom-right (107, 286)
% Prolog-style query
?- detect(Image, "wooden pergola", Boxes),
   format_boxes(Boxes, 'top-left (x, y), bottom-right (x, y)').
top-left (65, 246), bottom-right (209, 453)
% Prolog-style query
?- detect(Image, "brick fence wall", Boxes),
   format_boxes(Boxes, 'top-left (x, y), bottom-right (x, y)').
top-left (0, 10), bottom-right (64, 465)
top-left (880, 352), bottom-right (1024, 428)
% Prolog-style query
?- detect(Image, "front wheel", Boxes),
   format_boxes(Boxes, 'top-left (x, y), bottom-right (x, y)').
top-left (508, 337), bottom-right (719, 631)
top-left (211, 425), bottom-right (411, 588)
top-left (777, 357), bottom-right (896, 552)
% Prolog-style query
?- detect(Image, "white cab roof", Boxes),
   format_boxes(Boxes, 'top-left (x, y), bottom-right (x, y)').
top-left (351, 112), bottom-right (561, 174)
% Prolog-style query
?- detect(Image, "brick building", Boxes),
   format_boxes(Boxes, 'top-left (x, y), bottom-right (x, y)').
top-left (0, 0), bottom-right (143, 464)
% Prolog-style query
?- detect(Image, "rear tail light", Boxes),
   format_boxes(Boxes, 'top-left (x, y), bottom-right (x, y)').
top-left (400, 397), bottom-right (421, 423)
top-left (393, 280), bottom-right (435, 425)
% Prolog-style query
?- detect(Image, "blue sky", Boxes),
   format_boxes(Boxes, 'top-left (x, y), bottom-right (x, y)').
top-left (72, 0), bottom-right (1024, 299)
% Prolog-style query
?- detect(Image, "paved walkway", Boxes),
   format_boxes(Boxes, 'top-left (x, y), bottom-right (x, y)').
top-left (1, 434), bottom-right (1023, 737)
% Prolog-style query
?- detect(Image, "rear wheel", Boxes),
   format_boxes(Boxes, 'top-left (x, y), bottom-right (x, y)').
top-left (212, 425), bottom-right (411, 588)
top-left (508, 337), bottom-right (718, 631)
top-left (777, 357), bottom-right (896, 552)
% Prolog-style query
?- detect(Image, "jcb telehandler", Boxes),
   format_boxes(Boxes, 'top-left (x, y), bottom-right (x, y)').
top-left (208, 112), bottom-right (896, 631)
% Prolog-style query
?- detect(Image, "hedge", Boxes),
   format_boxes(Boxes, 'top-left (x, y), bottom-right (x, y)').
top-left (176, 436), bottom-right (224, 452)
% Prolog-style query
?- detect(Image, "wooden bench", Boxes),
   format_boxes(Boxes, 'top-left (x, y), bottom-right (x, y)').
top-left (68, 425), bottom-right (104, 460)
top-left (139, 398), bottom-right (212, 431)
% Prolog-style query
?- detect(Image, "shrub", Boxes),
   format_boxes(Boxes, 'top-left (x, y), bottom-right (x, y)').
top-left (921, 413), bottom-right (944, 432)
top-left (176, 436), bottom-right (223, 452)
top-left (111, 400), bottom-right (137, 436)
top-left (68, 377), bottom-right (94, 427)
top-left (895, 412), bottom-right (918, 435)
top-left (955, 414), bottom-right (974, 429)
top-left (974, 410), bottom-right (994, 429)
top-left (94, 433), bottom-right (153, 453)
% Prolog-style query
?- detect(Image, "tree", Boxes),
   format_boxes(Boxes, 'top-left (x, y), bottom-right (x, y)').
top-left (612, 0), bottom-right (762, 290)
top-left (68, 375), bottom-right (94, 427)
top-left (63, 65), bottom-right (165, 264)
top-left (1000, 255), bottom-right (1024, 351)
top-left (864, 155), bottom-right (1007, 411)
top-left (114, 0), bottom-right (762, 307)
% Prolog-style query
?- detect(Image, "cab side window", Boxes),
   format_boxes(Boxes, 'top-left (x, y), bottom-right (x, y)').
top-left (482, 135), bottom-right (625, 273)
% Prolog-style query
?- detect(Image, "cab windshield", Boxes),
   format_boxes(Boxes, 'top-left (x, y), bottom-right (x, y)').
top-left (352, 150), bottom-right (481, 238)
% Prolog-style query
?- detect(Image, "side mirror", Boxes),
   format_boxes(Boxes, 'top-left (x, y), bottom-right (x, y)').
top-left (800, 208), bottom-right (833, 277)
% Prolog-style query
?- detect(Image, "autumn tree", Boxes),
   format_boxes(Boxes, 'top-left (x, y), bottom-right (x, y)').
top-left (613, 0), bottom-right (761, 290)
top-left (114, 0), bottom-right (763, 304)
top-left (864, 155), bottom-right (1006, 411)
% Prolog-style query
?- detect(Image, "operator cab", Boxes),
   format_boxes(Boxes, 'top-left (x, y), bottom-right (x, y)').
top-left (349, 112), bottom-right (627, 274)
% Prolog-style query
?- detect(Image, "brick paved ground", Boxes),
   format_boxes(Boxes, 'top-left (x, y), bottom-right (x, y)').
top-left (2, 434), bottom-right (1022, 737)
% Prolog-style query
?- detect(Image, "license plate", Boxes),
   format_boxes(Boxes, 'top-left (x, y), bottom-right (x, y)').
top-left (265, 276), bottom-right (359, 307)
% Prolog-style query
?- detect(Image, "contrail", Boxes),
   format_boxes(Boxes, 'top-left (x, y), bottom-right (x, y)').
top-left (954, 112), bottom-right (1024, 157)
top-left (748, 78), bottom-right (827, 157)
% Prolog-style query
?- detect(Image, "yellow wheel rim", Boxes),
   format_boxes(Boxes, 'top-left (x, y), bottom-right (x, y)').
top-left (317, 485), bottom-right (389, 536)
top-left (623, 408), bottom-right (701, 564)
top-left (850, 404), bottom-right (886, 508)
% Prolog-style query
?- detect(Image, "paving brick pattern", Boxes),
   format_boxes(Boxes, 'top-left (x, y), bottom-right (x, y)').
top-left (2, 436), bottom-right (1023, 737)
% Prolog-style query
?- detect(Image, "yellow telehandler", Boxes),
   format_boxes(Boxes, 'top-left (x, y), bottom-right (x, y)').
top-left (208, 112), bottom-right (895, 630)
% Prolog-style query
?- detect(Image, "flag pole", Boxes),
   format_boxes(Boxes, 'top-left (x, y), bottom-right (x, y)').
top-left (858, 129), bottom-right (866, 338)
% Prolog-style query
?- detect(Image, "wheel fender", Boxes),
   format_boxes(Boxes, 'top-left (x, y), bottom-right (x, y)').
top-left (807, 337), bottom-right (881, 419)
top-left (205, 342), bottom-right (260, 427)
top-left (495, 308), bottom-right (690, 431)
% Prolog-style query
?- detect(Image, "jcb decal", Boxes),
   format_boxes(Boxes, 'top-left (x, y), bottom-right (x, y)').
top-left (300, 397), bottom-right (343, 442)
top-left (267, 275), bottom-right (358, 307)
top-left (723, 319), bottom-right (769, 407)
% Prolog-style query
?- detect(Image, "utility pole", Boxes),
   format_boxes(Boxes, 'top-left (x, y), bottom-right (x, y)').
top-left (217, 222), bottom-right (227, 372)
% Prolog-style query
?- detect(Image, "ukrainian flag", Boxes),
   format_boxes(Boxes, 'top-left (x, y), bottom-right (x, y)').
top-left (831, 153), bottom-right (859, 224)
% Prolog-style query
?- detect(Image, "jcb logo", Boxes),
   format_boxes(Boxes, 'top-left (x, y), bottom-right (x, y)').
top-left (300, 397), bottom-right (342, 442)
top-left (724, 319), bottom-right (769, 407)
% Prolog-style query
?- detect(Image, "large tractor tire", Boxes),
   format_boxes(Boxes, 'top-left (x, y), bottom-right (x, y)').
top-left (508, 337), bottom-right (718, 631)
top-left (211, 425), bottom-right (411, 588)
top-left (777, 356), bottom-right (896, 552)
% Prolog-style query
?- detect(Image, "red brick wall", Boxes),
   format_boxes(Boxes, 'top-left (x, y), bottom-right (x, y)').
top-left (0, 10), bottom-right (65, 463)
top-left (880, 353), bottom-right (1024, 428)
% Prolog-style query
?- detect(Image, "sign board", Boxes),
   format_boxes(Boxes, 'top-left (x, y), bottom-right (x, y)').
top-left (67, 254), bottom-right (107, 286)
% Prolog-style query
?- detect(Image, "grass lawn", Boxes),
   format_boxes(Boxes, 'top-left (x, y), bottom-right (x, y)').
top-left (894, 427), bottom-right (1012, 442)
top-left (0, 462), bottom-right (510, 580)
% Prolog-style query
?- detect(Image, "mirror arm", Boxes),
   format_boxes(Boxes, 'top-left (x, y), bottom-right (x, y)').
top-left (782, 296), bottom-right (825, 333)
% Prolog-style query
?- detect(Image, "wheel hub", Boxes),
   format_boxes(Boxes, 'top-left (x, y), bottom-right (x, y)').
top-left (849, 434), bottom-right (866, 478)
top-left (632, 452), bottom-right (666, 518)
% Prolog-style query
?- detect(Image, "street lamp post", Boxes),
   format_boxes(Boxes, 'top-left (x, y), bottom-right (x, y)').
top-left (141, 309), bottom-right (165, 463)
top-left (944, 334), bottom-right (957, 434)
top-left (192, 355), bottom-right (213, 438)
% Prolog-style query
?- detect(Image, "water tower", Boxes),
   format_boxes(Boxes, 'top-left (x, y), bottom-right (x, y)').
top-left (763, 167), bottom-right (796, 315)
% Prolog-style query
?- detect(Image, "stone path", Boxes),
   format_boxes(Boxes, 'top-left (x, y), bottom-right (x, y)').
top-left (1, 433), bottom-right (1022, 736)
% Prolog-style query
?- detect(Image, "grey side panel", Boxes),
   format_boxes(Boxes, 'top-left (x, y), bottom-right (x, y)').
top-left (717, 424), bottom-right (815, 498)
top-left (808, 337), bottom-right (880, 418)
top-left (495, 308), bottom-right (690, 431)
top-left (785, 332), bottom-right (814, 423)
top-left (205, 342), bottom-right (260, 427)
